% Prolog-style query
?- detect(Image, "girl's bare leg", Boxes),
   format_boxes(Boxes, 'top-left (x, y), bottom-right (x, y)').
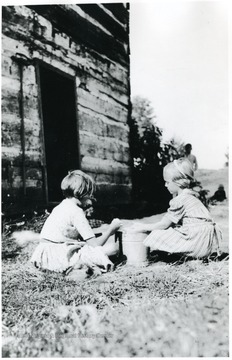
top-left (101, 235), bottom-right (119, 256)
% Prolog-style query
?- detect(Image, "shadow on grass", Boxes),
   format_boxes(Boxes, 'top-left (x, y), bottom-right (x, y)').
top-left (2, 248), bottom-right (21, 260)
top-left (147, 250), bottom-right (229, 265)
top-left (1, 235), bottom-right (26, 261)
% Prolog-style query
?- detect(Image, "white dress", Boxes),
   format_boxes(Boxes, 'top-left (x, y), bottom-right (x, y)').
top-left (30, 199), bottom-right (110, 272)
top-left (143, 189), bottom-right (222, 258)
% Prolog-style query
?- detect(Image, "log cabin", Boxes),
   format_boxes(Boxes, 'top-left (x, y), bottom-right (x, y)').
top-left (1, 3), bottom-right (132, 217)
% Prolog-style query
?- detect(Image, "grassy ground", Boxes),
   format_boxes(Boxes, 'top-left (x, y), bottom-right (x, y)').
top-left (195, 167), bottom-right (228, 197)
top-left (2, 169), bottom-right (229, 357)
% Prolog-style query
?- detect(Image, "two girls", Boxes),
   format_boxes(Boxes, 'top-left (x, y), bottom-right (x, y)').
top-left (16, 158), bottom-right (222, 276)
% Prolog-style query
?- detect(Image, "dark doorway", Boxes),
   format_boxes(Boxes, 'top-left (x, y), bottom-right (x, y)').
top-left (39, 65), bottom-right (79, 202)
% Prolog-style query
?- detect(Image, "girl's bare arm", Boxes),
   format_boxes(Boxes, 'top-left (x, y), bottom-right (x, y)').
top-left (130, 216), bottom-right (173, 233)
top-left (86, 218), bottom-right (122, 247)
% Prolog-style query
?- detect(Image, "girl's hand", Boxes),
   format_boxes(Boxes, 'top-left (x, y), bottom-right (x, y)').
top-left (67, 244), bottom-right (83, 261)
top-left (109, 218), bottom-right (122, 235)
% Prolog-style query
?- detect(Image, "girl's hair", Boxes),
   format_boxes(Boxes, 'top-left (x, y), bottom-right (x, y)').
top-left (164, 158), bottom-right (197, 189)
top-left (61, 170), bottom-right (95, 199)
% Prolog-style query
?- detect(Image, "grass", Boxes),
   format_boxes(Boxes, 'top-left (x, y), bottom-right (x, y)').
top-left (196, 167), bottom-right (228, 197)
top-left (2, 168), bottom-right (229, 357)
top-left (2, 261), bottom-right (229, 357)
top-left (2, 224), bottom-right (229, 357)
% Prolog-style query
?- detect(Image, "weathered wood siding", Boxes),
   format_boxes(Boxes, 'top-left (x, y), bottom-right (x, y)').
top-left (1, 4), bottom-right (131, 214)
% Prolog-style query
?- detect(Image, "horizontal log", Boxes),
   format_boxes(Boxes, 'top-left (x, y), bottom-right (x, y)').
top-left (1, 75), bottom-right (20, 92)
top-left (26, 4), bottom-right (129, 66)
top-left (80, 131), bottom-right (130, 163)
top-left (1, 88), bottom-right (20, 115)
top-left (78, 4), bottom-right (128, 42)
top-left (1, 112), bottom-right (21, 126)
top-left (86, 170), bottom-right (131, 186)
top-left (89, 85), bottom-right (128, 109)
top-left (2, 95), bottom-right (40, 127)
top-left (1, 119), bottom-right (21, 147)
top-left (35, 52), bottom-right (76, 78)
top-left (2, 156), bottom-right (43, 168)
top-left (2, 73), bottom-right (38, 100)
top-left (96, 173), bottom-right (131, 186)
top-left (103, 3), bottom-right (129, 25)
top-left (81, 156), bottom-right (131, 176)
top-left (2, 113), bottom-right (42, 154)
top-left (68, 57), bottom-right (129, 95)
top-left (78, 108), bottom-right (129, 143)
top-left (79, 76), bottom-right (129, 107)
top-left (71, 47), bottom-right (129, 88)
top-left (77, 88), bottom-right (128, 123)
top-left (1, 34), bottom-right (32, 62)
top-left (1, 146), bottom-right (21, 161)
top-left (2, 5), bottom-right (33, 28)
top-left (2, 146), bottom-right (43, 166)
top-left (2, 11), bottom-right (31, 44)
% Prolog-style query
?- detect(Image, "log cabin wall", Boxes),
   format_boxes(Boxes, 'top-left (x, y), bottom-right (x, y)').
top-left (1, 4), bottom-right (131, 216)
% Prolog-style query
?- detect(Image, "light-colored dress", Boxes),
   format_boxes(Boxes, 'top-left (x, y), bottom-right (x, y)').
top-left (30, 199), bottom-right (111, 273)
top-left (143, 189), bottom-right (222, 258)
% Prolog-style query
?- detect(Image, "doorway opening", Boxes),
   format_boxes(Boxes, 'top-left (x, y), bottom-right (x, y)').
top-left (39, 65), bottom-right (79, 202)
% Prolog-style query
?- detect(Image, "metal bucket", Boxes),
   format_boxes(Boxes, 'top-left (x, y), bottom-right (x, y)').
top-left (117, 228), bottom-right (149, 265)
